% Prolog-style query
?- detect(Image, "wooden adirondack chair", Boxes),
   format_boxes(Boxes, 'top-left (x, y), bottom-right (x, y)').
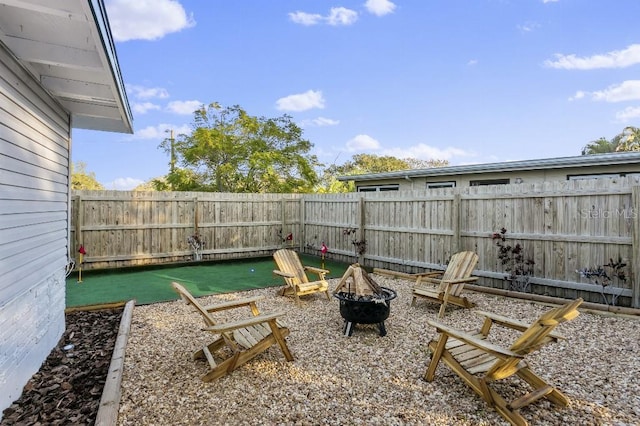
top-left (424, 298), bottom-right (583, 426)
top-left (171, 282), bottom-right (294, 382)
top-left (272, 248), bottom-right (331, 306)
top-left (411, 251), bottom-right (479, 317)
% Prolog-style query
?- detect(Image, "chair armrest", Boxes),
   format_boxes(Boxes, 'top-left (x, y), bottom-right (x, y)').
top-left (304, 266), bottom-right (330, 275)
top-left (419, 276), bottom-right (478, 286)
top-left (440, 277), bottom-right (479, 284)
top-left (427, 319), bottom-right (522, 359)
top-left (413, 271), bottom-right (443, 278)
top-left (475, 310), bottom-right (566, 340)
top-left (204, 311), bottom-right (285, 333)
top-left (204, 296), bottom-right (265, 313)
top-left (273, 269), bottom-right (295, 278)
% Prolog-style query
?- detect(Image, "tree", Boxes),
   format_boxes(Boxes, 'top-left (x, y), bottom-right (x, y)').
top-left (404, 158), bottom-right (450, 169)
top-left (317, 154), bottom-right (449, 193)
top-left (71, 162), bottom-right (104, 190)
top-left (160, 103), bottom-right (321, 193)
top-left (581, 137), bottom-right (619, 155)
top-left (616, 126), bottom-right (640, 152)
top-left (132, 179), bottom-right (159, 191)
top-left (582, 127), bottom-right (640, 155)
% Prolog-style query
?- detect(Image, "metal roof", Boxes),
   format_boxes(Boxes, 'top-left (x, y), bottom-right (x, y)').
top-left (337, 152), bottom-right (640, 182)
top-left (0, 0), bottom-right (133, 133)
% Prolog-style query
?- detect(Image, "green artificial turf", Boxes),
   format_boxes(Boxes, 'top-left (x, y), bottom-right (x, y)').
top-left (66, 255), bottom-right (350, 308)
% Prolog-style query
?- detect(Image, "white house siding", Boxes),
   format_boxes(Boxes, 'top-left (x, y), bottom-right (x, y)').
top-left (0, 41), bottom-right (71, 411)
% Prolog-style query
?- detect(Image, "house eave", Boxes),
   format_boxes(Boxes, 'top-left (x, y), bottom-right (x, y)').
top-left (0, 0), bottom-right (133, 134)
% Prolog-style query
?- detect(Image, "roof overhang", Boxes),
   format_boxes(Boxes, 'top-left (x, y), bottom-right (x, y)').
top-left (338, 152), bottom-right (640, 182)
top-left (0, 0), bottom-right (133, 133)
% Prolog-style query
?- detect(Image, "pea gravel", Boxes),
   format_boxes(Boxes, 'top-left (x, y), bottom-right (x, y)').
top-left (118, 274), bottom-right (640, 426)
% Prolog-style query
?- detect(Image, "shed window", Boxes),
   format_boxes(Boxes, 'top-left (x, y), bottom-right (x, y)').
top-left (469, 178), bottom-right (510, 186)
top-left (426, 181), bottom-right (456, 189)
top-left (567, 173), bottom-right (620, 180)
top-left (357, 184), bottom-right (399, 192)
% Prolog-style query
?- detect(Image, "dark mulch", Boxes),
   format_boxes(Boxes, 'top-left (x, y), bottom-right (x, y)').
top-left (1, 309), bottom-right (122, 426)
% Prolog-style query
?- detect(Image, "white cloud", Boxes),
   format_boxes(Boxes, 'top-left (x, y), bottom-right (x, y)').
top-left (381, 144), bottom-right (473, 161)
top-left (327, 7), bottom-right (359, 26)
top-left (517, 21), bottom-right (540, 33)
top-left (166, 100), bottom-right (202, 115)
top-left (568, 90), bottom-right (586, 101)
top-left (127, 84), bottom-right (170, 100)
top-left (130, 123), bottom-right (191, 140)
top-left (569, 81), bottom-right (640, 103)
top-left (276, 90), bottom-right (325, 112)
top-left (542, 0), bottom-right (559, 3)
top-left (106, 177), bottom-right (145, 191)
top-left (615, 106), bottom-right (640, 122)
top-left (290, 7), bottom-right (358, 26)
top-left (544, 44), bottom-right (640, 70)
top-left (132, 102), bottom-right (161, 114)
top-left (591, 80), bottom-right (640, 102)
top-left (346, 134), bottom-right (380, 152)
top-left (106, 0), bottom-right (196, 42)
top-left (364, 0), bottom-right (396, 16)
top-left (467, 59), bottom-right (478, 66)
top-left (300, 117), bottom-right (340, 127)
top-left (288, 11), bottom-right (324, 26)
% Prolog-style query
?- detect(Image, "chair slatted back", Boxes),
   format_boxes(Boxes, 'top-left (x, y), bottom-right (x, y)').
top-left (438, 251), bottom-right (478, 296)
top-left (273, 249), bottom-right (309, 285)
top-left (487, 298), bottom-right (582, 380)
top-left (172, 282), bottom-right (216, 327)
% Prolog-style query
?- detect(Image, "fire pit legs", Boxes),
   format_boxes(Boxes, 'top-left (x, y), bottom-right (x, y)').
top-left (343, 321), bottom-right (353, 336)
top-left (378, 322), bottom-right (387, 336)
top-left (342, 321), bottom-right (387, 337)
top-left (342, 320), bottom-right (387, 337)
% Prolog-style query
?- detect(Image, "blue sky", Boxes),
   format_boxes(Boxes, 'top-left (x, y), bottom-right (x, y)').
top-left (73, 0), bottom-right (640, 190)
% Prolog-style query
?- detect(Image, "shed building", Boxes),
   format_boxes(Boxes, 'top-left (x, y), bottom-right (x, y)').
top-left (338, 152), bottom-right (640, 192)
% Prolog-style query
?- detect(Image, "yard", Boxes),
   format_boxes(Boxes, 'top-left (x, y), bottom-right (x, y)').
top-left (117, 273), bottom-right (640, 426)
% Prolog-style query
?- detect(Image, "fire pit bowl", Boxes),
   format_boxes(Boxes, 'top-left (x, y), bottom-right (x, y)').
top-left (334, 287), bottom-right (397, 336)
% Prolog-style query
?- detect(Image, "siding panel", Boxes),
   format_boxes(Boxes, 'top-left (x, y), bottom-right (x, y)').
top-left (0, 41), bottom-right (70, 412)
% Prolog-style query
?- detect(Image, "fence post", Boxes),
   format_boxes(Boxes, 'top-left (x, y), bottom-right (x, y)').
top-left (193, 197), bottom-right (199, 236)
top-left (281, 198), bottom-right (287, 248)
top-left (358, 195), bottom-right (366, 265)
top-left (632, 186), bottom-right (639, 308)
top-left (452, 192), bottom-right (461, 253)
top-left (299, 196), bottom-right (305, 252)
top-left (75, 195), bottom-right (83, 258)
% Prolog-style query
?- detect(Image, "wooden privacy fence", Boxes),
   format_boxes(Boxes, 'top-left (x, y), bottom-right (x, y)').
top-left (71, 191), bottom-right (303, 268)
top-left (71, 177), bottom-right (640, 308)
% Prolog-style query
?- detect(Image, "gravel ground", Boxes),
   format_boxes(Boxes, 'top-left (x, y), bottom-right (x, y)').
top-left (118, 274), bottom-right (640, 426)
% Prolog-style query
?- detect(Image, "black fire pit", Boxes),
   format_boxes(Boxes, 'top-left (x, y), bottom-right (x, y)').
top-left (334, 287), bottom-right (397, 336)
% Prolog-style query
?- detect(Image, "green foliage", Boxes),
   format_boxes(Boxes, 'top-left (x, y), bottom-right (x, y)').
top-left (582, 126), bottom-right (640, 155)
top-left (132, 179), bottom-right (159, 191)
top-left (404, 157), bottom-right (450, 169)
top-left (160, 103), bottom-right (320, 193)
top-left (71, 162), bottom-right (104, 190)
top-left (616, 126), bottom-right (640, 152)
top-left (317, 154), bottom-right (449, 193)
top-left (581, 136), bottom-right (620, 155)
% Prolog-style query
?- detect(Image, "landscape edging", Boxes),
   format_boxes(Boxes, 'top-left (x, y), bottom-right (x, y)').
top-left (95, 299), bottom-right (136, 426)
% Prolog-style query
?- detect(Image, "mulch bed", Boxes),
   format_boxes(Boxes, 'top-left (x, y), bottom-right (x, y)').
top-left (1, 309), bottom-right (122, 425)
